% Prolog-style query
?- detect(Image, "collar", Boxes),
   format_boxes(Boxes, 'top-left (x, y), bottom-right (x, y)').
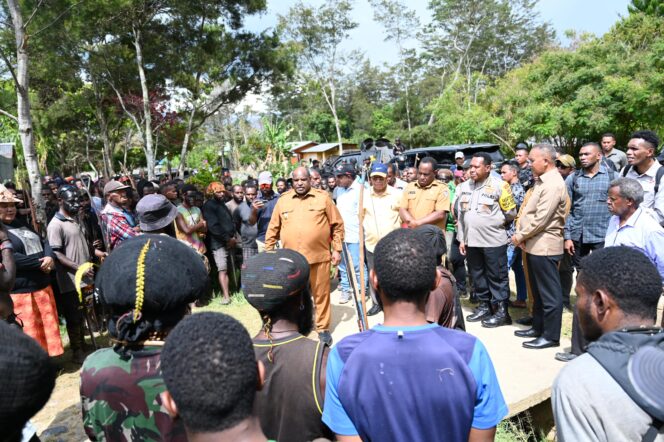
top-left (634, 160), bottom-right (661, 177)
top-left (370, 185), bottom-right (396, 197)
top-left (580, 163), bottom-right (610, 176)
top-left (102, 203), bottom-right (124, 215)
top-left (373, 323), bottom-right (439, 332)
top-left (538, 167), bottom-right (559, 183)
top-left (414, 180), bottom-right (438, 190)
top-left (54, 212), bottom-right (75, 222)
top-left (290, 188), bottom-right (316, 199)
top-left (619, 207), bottom-right (645, 228)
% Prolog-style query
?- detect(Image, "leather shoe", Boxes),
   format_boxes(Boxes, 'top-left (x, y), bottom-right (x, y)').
top-left (466, 302), bottom-right (491, 322)
top-left (555, 352), bottom-right (578, 362)
top-left (367, 303), bottom-right (382, 316)
top-left (514, 328), bottom-right (540, 338)
top-left (523, 337), bottom-right (559, 349)
top-left (515, 316), bottom-right (533, 326)
top-left (481, 302), bottom-right (512, 328)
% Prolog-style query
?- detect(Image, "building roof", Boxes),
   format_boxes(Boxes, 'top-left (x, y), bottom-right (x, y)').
top-left (287, 141), bottom-right (317, 152)
top-left (299, 142), bottom-right (356, 153)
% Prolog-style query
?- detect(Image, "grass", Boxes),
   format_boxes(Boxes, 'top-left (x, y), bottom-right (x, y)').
top-left (496, 412), bottom-right (547, 442)
top-left (193, 290), bottom-right (263, 336)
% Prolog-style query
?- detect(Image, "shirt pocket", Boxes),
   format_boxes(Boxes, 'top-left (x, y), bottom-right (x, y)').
top-left (459, 195), bottom-right (472, 212)
top-left (478, 195), bottom-right (497, 214)
top-left (280, 209), bottom-right (294, 223)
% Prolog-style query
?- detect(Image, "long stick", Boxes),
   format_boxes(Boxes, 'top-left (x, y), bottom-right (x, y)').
top-left (342, 242), bottom-right (366, 332)
top-left (22, 180), bottom-right (39, 233)
top-left (357, 167), bottom-right (368, 327)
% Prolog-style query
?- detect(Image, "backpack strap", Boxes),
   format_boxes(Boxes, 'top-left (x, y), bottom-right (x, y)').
top-left (654, 166), bottom-right (664, 194)
top-left (622, 164), bottom-right (632, 177)
top-left (642, 419), bottom-right (663, 442)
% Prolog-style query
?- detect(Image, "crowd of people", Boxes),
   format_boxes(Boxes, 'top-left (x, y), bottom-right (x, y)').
top-left (0, 130), bottom-right (663, 441)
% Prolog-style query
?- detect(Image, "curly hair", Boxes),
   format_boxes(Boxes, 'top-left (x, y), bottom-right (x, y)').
top-left (160, 312), bottom-right (257, 434)
top-left (373, 229), bottom-right (436, 303)
top-left (577, 246), bottom-right (662, 320)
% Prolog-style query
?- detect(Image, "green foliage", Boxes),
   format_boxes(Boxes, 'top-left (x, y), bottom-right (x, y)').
top-left (629, 0), bottom-right (664, 16)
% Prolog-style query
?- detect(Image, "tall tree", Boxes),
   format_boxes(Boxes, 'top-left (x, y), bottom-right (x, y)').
top-left (370, 0), bottom-right (419, 144)
top-left (279, 0), bottom-right (357, 155)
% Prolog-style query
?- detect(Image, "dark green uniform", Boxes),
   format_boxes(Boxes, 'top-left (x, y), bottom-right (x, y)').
top-left (80, 346), bottom-right (186, 441)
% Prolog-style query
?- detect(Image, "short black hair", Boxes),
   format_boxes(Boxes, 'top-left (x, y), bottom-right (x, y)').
top-left (180, 184), bottom-right (197, 195)
top-left (418, 156), bottom-right (437, 170)
top-left (161, 313), bottom-right (257, 433)
top-left (577, 246), bottom-right (662, 319)
top-left (374, 229), bottom-right (436, 303)
top-left (515, 142), bottom-right (529, 152)
top-left (630, 130), bottom-right (660, 151)
top-left (276, 178), bottom-right (287, 185)
top-left (581, 141), bottom-right (601, 152)
top-left (472, 152), bottom-right (492, 166)
top-left (601, 132), bottom-right (616, 141)
top-left (0, 321), bottom-right (56, 438)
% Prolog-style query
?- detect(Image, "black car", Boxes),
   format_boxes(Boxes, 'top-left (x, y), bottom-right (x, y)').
top-left (322, 147), bottom-right (393, 176)
top-left (389, 143), bottom-right (506, 171)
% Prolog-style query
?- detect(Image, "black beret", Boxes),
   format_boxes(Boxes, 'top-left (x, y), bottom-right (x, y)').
top-left (95, 234), bottom-right (209, 313)
top-left (0, 321), bottom-right (56, 434)
top-left (242, 249), bottom-right (310, 312)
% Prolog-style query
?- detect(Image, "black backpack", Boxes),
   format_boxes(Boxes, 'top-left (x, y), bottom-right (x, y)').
top-left (587, 328), bottom-right (664, 442)
top-left (622, 164), bottom-right (664, 194)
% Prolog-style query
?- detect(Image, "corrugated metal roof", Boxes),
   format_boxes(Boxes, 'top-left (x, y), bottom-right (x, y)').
top-left (299, 142), bottom-right (344, 153)
top-left (287, 141), bottom-right (316, 152)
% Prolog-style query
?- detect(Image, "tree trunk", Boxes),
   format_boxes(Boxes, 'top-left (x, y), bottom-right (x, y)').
top-left (327, 80), bottom-right (343, 156)
top-left (133, 26), bottom-right (155, 180)
top-left (6, 0), bottom-right (44, 225)
top-left (178, 106), bottom-right (196, 179)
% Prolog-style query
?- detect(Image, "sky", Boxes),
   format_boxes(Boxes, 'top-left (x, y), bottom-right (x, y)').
top-left (244, 0), bottom-right (631, 66)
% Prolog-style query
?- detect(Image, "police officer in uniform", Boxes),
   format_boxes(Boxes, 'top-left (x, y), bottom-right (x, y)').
top-left (457, 152), bottom-right (517, 328)
top-left (399, 156), bottom-right (450, 230)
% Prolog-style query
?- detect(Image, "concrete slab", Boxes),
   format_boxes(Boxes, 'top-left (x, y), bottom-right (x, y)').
top-left (328, 291), bottom-right (569, 417)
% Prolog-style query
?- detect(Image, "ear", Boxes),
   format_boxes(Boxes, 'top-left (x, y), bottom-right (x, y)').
top-left (369, 268), bottom-right (379, 292)
top-left (433, 268), bottom-right (442, 291)
top-left (593, 289), bottom-right (612, 318)
top-left (160, 390), bottom-right (179, 419)
top-left (256, 360), bottom-right (266, 391)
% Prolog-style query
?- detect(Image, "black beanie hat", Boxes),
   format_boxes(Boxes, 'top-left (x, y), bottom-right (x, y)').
top-left (95, 234), bottom-right (209, 313)
top-left (0, 321), bottom-right (56, 436)
top-left (415, 224), bottom-right (447, 258)
top-left (242, 249), bottom-right (310, 312)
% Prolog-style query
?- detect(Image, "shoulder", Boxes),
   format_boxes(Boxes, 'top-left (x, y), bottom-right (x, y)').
top-left (335, 330), bottom-right (376, 363)
top-left (554, 353), bottom-right (605, 394)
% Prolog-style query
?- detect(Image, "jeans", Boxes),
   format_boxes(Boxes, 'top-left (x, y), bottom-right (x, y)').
top-left (507, 246), bottom-right (527, 302)
top-left (339, 242), bottom-right (368, 294)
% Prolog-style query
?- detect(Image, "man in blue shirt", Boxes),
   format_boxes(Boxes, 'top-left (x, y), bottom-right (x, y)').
top-left (322, 228), bottom-right (508, 442)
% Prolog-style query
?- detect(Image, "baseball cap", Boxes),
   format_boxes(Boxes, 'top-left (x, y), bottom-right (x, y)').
top-left (455, 152), bottom-right (465, 159)
top-left (136, 194), bottom-right (178, 232)
top-left (335, 163), bottom-right (355, 176)
top-left (258, 171), bottom-right (273, 185)
top-left (370, 162), bottom-right (388, 177)
top-left (103, 180), bottom-right (130, 196)
top-left (557, 154), bottom-right (576, 168)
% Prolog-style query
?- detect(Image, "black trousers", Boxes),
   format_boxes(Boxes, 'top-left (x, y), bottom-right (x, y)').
top-left (466, 245), bottom-right (509, 303)
top-left (570, 241), bottom-right (604, 355)
top-left (450, 233), bottom-right (467, 294)
top-left (558, 252), bottom-right (574, 307)
top-left (526, 253), bottom-right (563, 341)
top-left (366, 251), bottom-right (377, 305)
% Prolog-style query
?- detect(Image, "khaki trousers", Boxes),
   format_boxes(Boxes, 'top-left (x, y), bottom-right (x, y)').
top-left (310, 261), bottom-right (332, 332)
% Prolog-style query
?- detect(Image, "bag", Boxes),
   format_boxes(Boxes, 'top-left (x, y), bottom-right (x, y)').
top-left (587, 328), bottom-right (664, 442)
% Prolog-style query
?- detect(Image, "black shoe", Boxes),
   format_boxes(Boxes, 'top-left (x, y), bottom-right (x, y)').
top-left (523, 337), bottom-right (560, 349)
top-left (466, 302), bottom-right (492, 322)
top-left (516, 316), bottom-right (533, 326)
top-left (514, 328), bottom-right (540, 338)
top-left (469, 293), bottom-right (479, 304)
top-left (367, 303), bottom-right (382, 316)
top-left (555, 352), bottom-right (578, 362)
top-left (481, 302), bottom-right (512, 328)
top-left (318, 331), bottom-right (333, 346)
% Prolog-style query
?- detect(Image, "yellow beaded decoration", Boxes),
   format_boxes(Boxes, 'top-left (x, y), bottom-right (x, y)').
top-left (134, 239), bottom-right (151, 322)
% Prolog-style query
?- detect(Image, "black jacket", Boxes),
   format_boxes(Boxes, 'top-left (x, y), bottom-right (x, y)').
top-left (203, 198), bottom-right (236, 250)
top-left (7, 219), bottom-right (54, 293)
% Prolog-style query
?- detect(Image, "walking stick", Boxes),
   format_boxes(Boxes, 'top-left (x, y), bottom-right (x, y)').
top-left (357, 166), bottom-right (369, 328)
top-left (229, 250), bottom-right (239, 290)
top-left (342, 242), bottom-right (367, 332)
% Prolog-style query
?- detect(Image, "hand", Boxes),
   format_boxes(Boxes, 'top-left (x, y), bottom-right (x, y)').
top-left (39, 256), bottom-right (55, 273)
top-left (252, 200), bottom-right (265, 211)
top-left (564, 240), bottom-right (575, 256)
top-left (459, 241), bottom-right (466, 256)
top-left (84, 266), bottom-right (95, 278)
top-left (331, 250), bottom-right (341, 266)
top-left (407, 219), bottom-right (420, 228)
top-left (93, 239), bottom-right (103, 249)
top-left (198, 220), bottom-right (207, 232)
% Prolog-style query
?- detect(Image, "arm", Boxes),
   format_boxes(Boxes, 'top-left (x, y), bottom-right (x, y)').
top-left (413, 210), bottom-right (447, 226)
top-left (175, 213), bottom-right (200, 235)
top-left (654, 173), bottom-right (664, 226)
top-left (468, 427), bottom-right (496, 442)
top-left (53, 250), bottom-right (79, 272)
top-left (263, 200), bottom-right (281, 251)
top-left (645, 228), bottom-right (664, 282)
top-left (0, 226), bottom-right (16, 291)
top-left (398, 207), bottom-right (413, 224)
top-left (336, 436), bottom-right (362, 442)
top-left (326, 197), bottom-right (344, 265)
top-left (563, 174), bottom-right (575, 241)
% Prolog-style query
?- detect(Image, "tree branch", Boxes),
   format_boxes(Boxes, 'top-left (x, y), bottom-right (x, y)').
top-left (31, 0), bottom-right (85, 37)
top-left (23, 0), bottom-right (45, 30)
top-left (0, 48), bottom-right (19, 87)
top-left (0, 108), bottom-right (18, 122)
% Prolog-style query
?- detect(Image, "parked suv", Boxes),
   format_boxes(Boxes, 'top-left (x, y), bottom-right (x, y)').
top-left (322, 147), bottom-right (393, 175)
top-left (389, 143), bottom-right (505, 171)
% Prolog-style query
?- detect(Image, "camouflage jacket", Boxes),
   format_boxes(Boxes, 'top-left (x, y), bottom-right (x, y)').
top-left (80, 347), bottom-right (187, 441)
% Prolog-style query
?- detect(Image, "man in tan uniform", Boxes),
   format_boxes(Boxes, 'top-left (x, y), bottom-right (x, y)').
top-left (512, 143), bottom-right (569, 350)
top-left (265, 167), bottom-right (343, 345)
top-left (399, 156), bottom-right (450, 230)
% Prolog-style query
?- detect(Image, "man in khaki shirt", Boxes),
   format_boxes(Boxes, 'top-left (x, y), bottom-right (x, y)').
top-left (513, 144), bottom-right (570, 350)
top-left (362, 162), bottom-right (401, 316)
top-left (399, 156), bottom-right (450, 230)
top-left (265, 167), bottom-right (344, 345)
